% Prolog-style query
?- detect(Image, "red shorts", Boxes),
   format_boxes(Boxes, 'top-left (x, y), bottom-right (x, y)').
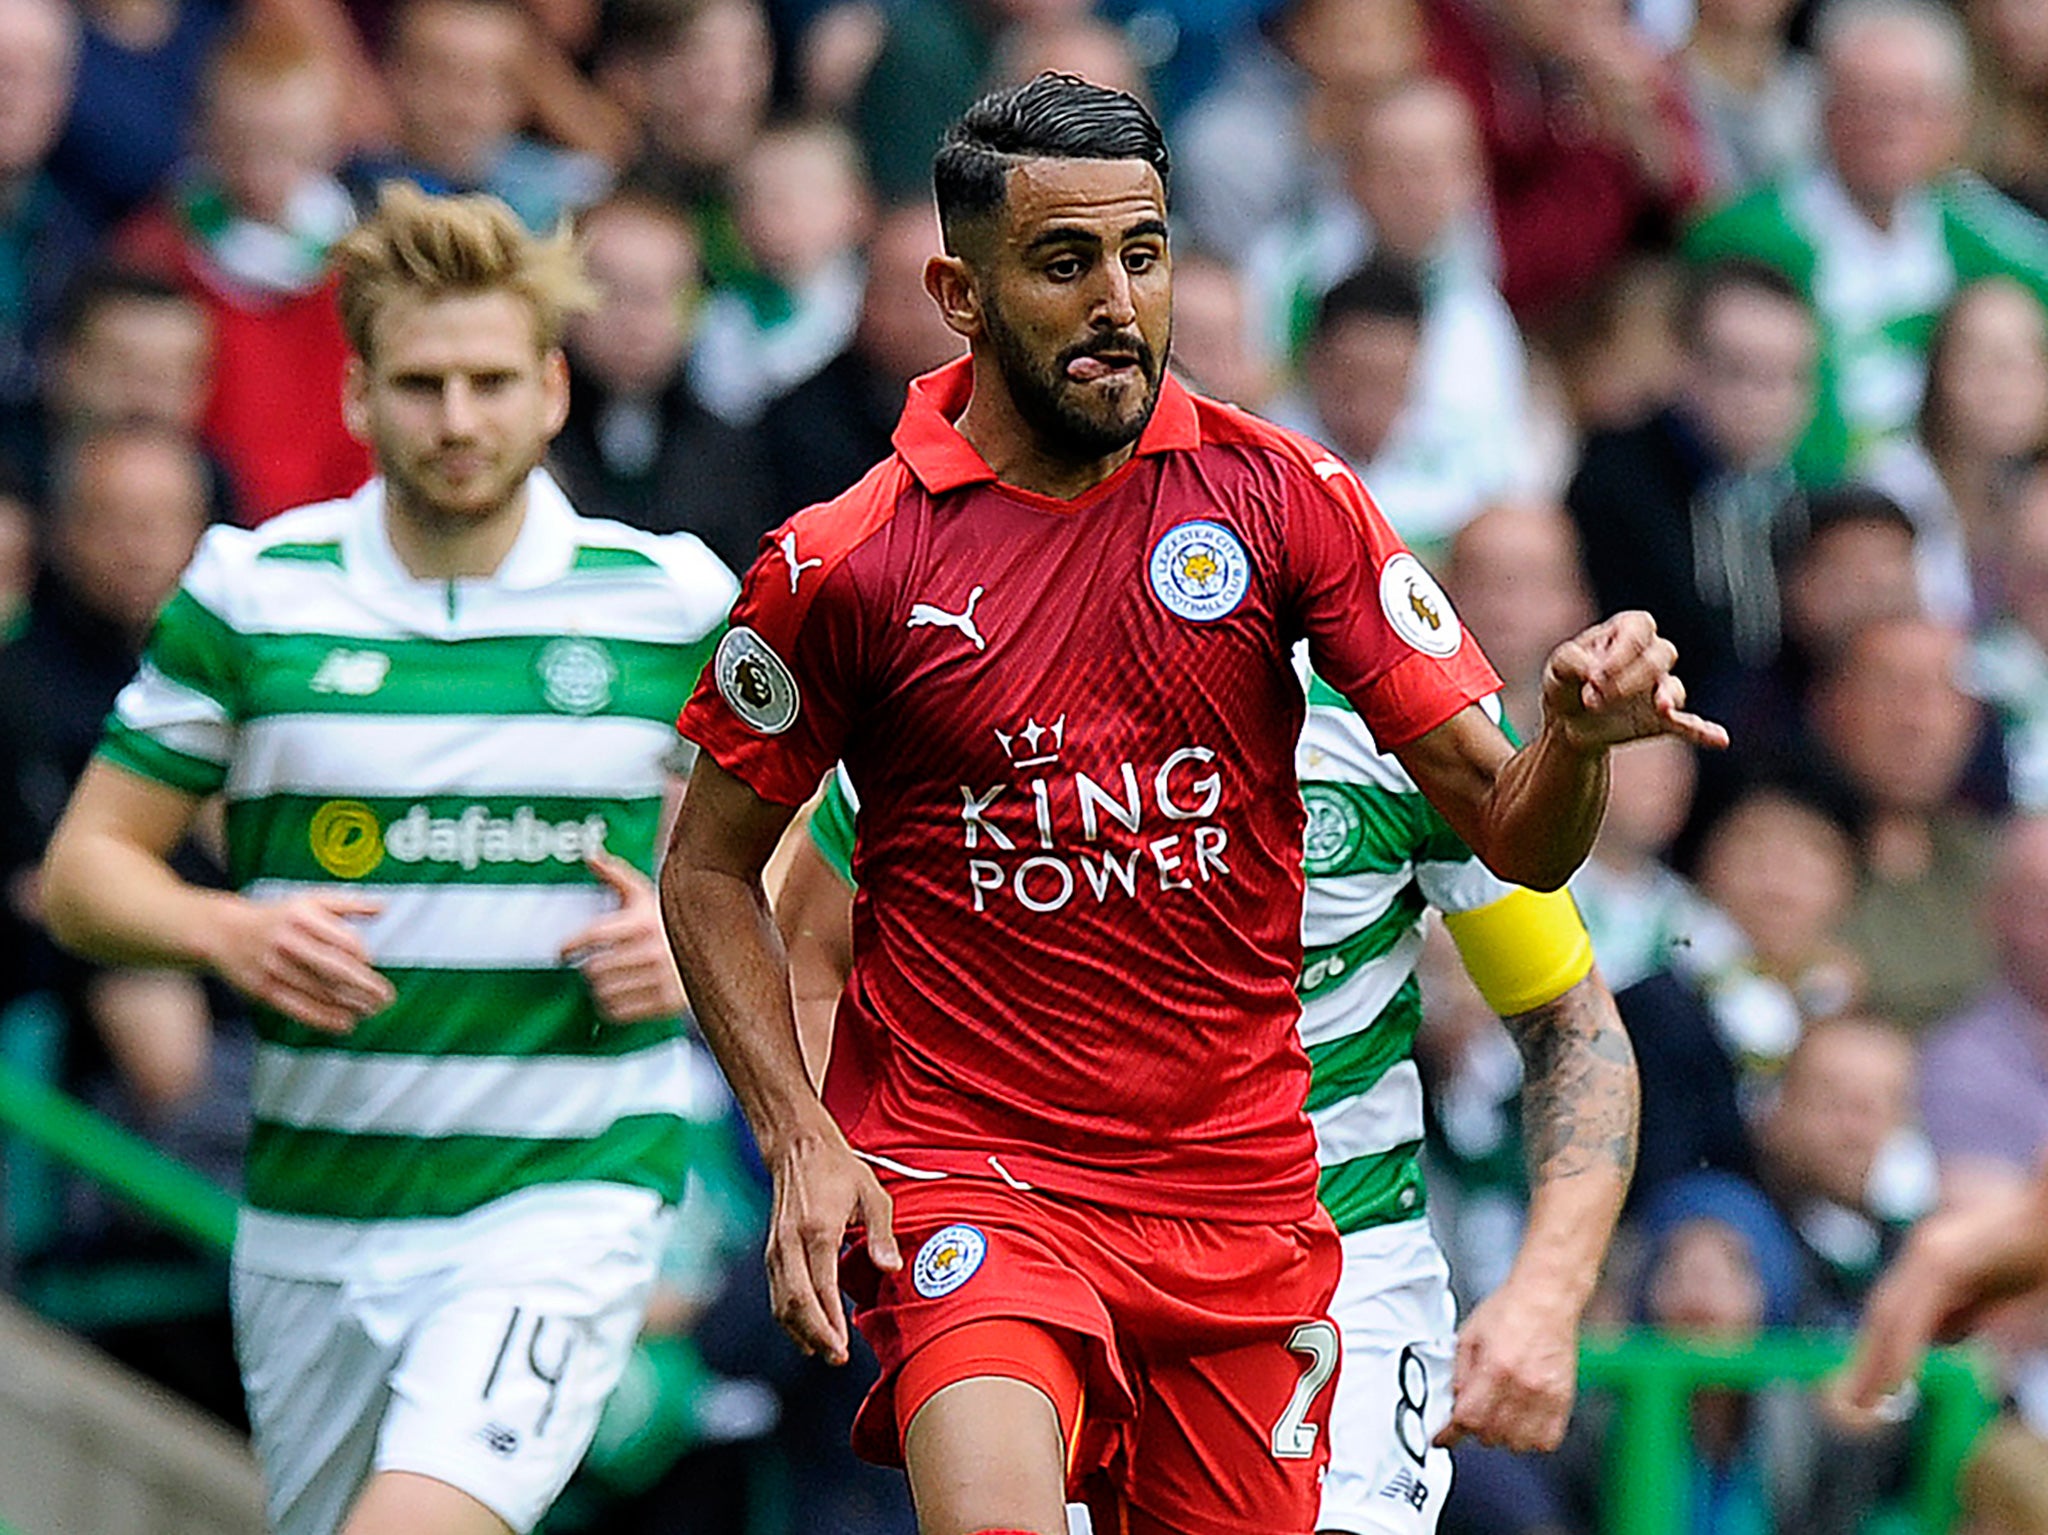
top-left (841, 1177), bottom-right (1343, 1534)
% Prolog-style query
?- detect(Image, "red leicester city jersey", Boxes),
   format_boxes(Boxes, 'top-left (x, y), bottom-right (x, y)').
top-left (679, 357), bottom-right (1500, 1221)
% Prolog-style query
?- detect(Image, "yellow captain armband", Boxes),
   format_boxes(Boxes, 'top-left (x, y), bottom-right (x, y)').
top-left (1441, 885), bottom-right (1595, 1018)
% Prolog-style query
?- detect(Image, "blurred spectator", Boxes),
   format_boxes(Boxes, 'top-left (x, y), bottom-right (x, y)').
top-left (1813, 615), bottom-right (1997, 1032)
top-left (1636, 1171), bottom-right (1806, 1332)
top-left (48, 0), bottom-right (230, 230)
top-left (1695, 784), bottom-right (1863, 1062)
top-left (1427, 0), bottom-right (1708, 324)
top-left (1685, 0), bottom-right (2048, 485)
top-left (1249, 77), bottom-right (1534, 549)
top-left (2, 266), bottom-right (237, 523)
top-left (1756, 1014), bottom-right (1934, 1318)
top-left (1918, 814), bottom-right (2048, 1201)
top-left (0, 424), bottom-right (212, 1003)
top-left (825, 0), bottom-right (1143, 204)
top-left (506, 0), bottom-right (637, 169)
top-left (1973, 462), bottom-right (2048, 809)
top-left (1440, 499), bottom-right (1595, 741)
top-left (1546, 257), bottom-right (1687, 438)
top-left (987, 12), bottom-right (1147, 96)
top-left (595, 0), bottom-right (774, 289)
top-left (114, 22), bottom-right (372, 522)
top-left (0, 0), bottom-right (91, 423)
top-left (1568, 259), bottom-right (1818, 718)
top-left (759, 199), bottom-right (962, 518)
top-left (0, 422), bottom-right (246, 1422)
top-left (1680, 0), bottom-right (1820, 194)
top-left (1571, 734), bottom-right (1734, 992)
top-left (1274, 255), bottom-right (1490, 559)
top-left (1968, 0), bottom-right (2048, 221)
top-left (1555, 1170), bottom-right (1907, 1535)
top-left (1865, 278), bottom-right (2048, 624)
top-left (1719, 484), bottom-right (1924, 772)
top-left (347, 0), bottom-right (610, 230)
top-left (551, 183), bottom-right (772, 572)
top-left (1174, 0), bottom-right (1423, 263)
top-left (1164, 250), bottom-right (1276, 413)
top-left (688, 118), bottom-right (871, 426)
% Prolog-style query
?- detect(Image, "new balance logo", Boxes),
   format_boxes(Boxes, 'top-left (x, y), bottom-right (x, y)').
top-left (1381, 1468), bottom-right (1430, 1512)
top-left (907, 586), bottom-right (987, 651)
top-left (309, 648), bottom-right (390, 696)
top-left (778, 531), bottom-right (822, 593)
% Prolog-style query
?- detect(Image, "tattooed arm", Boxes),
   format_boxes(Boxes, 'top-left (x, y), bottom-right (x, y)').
top-left (1435, 971), bottom-right (1639, 1453)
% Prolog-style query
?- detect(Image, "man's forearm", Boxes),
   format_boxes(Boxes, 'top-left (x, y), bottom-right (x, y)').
top-left (662, 861), bottom-right (842, 1154)
top-left (1476, 724), bottom-right (1609, 894)
top-left (43, 824), bottom-right (239, 972)
top-left (1504, 974), bottom-right (1638, 1309)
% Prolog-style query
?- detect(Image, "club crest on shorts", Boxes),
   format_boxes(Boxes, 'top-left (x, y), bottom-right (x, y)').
top-left (714, 625), bottom-right (800, 734)
top-left (1378, 553), bottom-right (1463, 659)
top-left (1149, 520), bottom-right (1250, 622)
top-left (912, 1224), bottom-right (988, 1298)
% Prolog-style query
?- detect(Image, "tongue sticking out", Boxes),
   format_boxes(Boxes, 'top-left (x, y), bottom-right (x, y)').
top-left (1067, 355), bottom-right (1124, 381)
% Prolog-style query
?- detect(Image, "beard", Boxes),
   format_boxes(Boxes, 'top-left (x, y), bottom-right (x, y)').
top-left (981, 293), bottom-right (1167, 464)
top-left (381, 439), bottom-right (540, 532)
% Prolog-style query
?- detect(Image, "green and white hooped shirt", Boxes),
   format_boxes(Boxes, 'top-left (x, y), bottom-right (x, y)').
top-left (101, 472), bottom-right (736, 1272)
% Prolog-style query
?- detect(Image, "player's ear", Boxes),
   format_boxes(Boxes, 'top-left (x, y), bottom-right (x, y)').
top-left (541, 347), bottom-right (571, 437)
top-left (925, 253), bottom-right (981, 343)
top-left (341, 355), bottom-right (371, 445)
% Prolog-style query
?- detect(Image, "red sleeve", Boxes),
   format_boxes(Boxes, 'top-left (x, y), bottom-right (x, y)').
top-left (1282, 453), bottom-right (1501, 747)
top-left (677, 492), bottom-right (889, 805)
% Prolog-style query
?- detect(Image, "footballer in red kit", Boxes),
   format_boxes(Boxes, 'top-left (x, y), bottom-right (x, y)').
top-left (663, 72), bottom-right (1723, 1535)
top-left (684, 355), bottom-right (1497, 1221)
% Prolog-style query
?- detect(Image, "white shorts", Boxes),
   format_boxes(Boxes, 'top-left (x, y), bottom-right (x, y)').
top-left (1318, 1219), bottom-right (1459, 1535)
top-left (231, 1193), bottom-right (670, 1535)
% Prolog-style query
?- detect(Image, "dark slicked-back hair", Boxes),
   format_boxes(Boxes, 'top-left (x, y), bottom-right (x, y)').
top-left (933, 72), bottom-right (1170, 255)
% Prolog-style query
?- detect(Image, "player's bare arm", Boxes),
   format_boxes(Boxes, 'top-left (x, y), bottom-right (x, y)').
top-left (1836, 1171), bottom-right (2048, 1418)
top-left (1395, 611), bottom-right (1728, 891)
top-left (660, 757), bottom-right (902, 1364)
top-left (1437, 973), bottom-right (1637, 1453)
top-left (772, 829), bottom-right (855, 1091)
top-left (41, 759), bottom-right (393, 1033)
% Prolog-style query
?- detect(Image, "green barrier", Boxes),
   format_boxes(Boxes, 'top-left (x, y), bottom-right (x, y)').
top-left (0, 1053), bottom-right (236, 1256)
top-left (1580, 1330), bottom-right (1998, 1535)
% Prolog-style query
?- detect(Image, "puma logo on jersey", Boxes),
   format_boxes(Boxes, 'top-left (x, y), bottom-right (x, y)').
top-left (1312, 457), bottom-right (1350, 483)
top-left (907, 586), bottom-right (987, 651)
top-left (309, 648), bottom-right (390, 696)
top-left (778, 531), bottom-right (823, 593)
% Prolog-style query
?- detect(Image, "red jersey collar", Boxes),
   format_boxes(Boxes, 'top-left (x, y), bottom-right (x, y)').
top-left (892, 354), bottom-right (1202, 495)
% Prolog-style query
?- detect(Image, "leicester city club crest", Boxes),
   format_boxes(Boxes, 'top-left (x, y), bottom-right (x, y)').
top-left (912, 1224), bottom-right (988, 1298)
top-left (1149, 520), bottom-right (1251, 622)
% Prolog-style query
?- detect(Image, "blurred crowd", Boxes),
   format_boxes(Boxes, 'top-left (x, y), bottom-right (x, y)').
top-left (7, 0), bottom-right (2048, 1529)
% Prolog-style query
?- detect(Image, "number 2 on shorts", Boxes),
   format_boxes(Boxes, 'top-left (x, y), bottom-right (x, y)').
top-left (1272, 1320), bottom-right (1340, 1459)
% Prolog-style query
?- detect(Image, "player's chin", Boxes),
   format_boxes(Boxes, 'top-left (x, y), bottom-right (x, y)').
top-left (1061, 385), bottom-right (1153, 445)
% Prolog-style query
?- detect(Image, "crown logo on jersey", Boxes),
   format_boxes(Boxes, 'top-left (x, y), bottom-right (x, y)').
top-left (994, 714), bottom-right (1066, 770)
